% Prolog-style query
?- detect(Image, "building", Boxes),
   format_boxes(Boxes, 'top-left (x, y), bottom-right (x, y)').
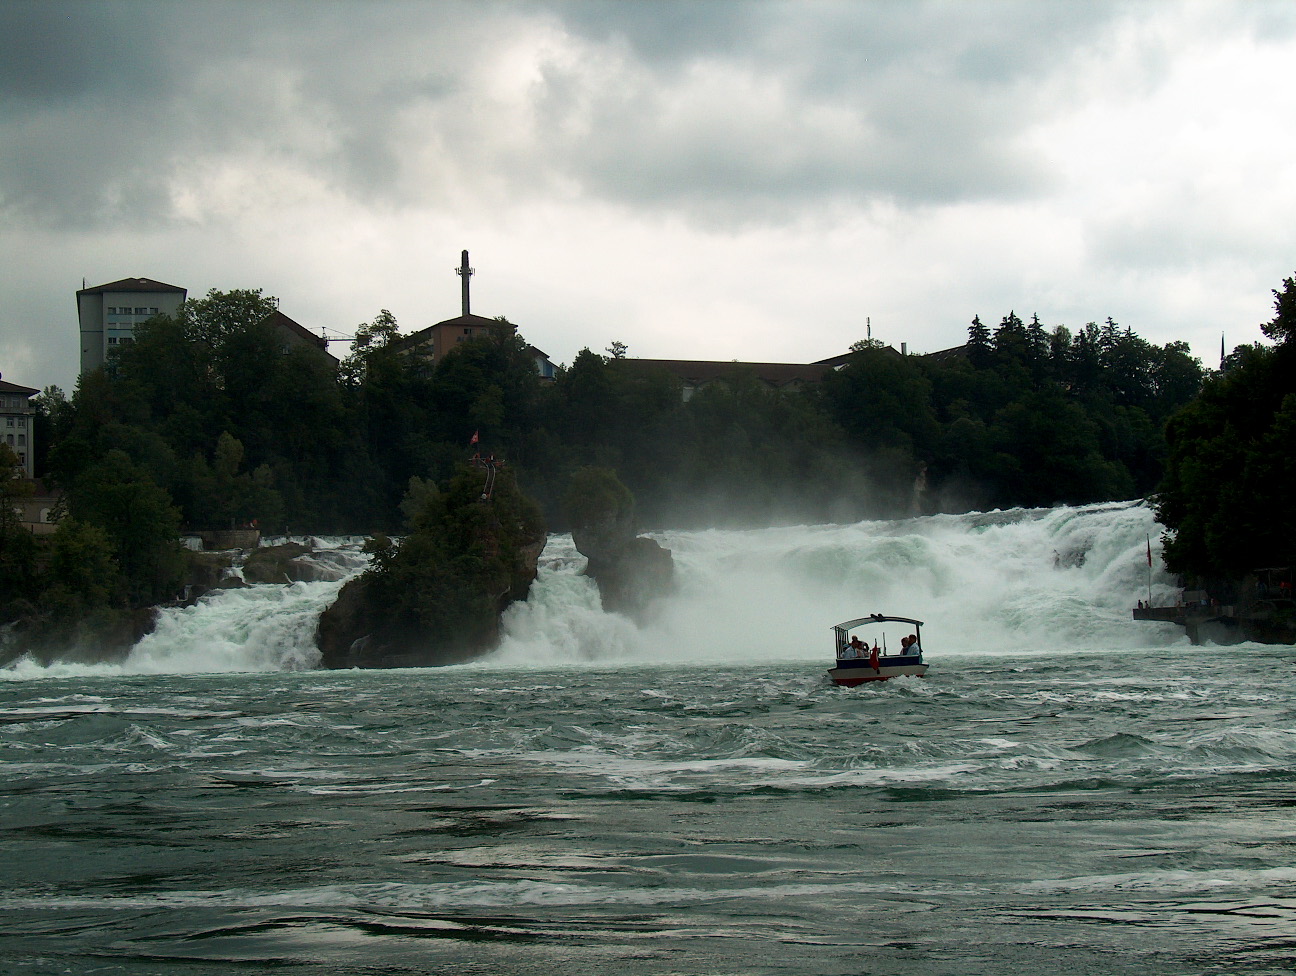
top-left (0, 377), bottom-right (38, 479)
top-left (392, 311), bottom-right (509, 363)
top-left (76, 277), bottom-right (188, 377)
top-left (260, 309), bottom-right (339, 368)
top-left (12, 480), bottom-right (59, 536)
top-left (389, 251), bottom-right (555, 379)
top-left (618, 358), bottom-right (838, 402)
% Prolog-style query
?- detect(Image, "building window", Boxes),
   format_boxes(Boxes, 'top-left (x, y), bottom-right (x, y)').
top-left (464, 328), bottom-right (471, 335)
top-left (149, 307), bottom-right (158, 314)
top-left (120, 337), bottom-right (133, 345)
top-left (108, 337), bottom-right (118, 345)
top-left (17, 417), bottom-right (25, 428)
top-left (106, 306), bottom-right (117, 314)
top-left (17, 434), bottom-right (24, 447)
top-left (5, 433), bottom-right (12, 443)
top-left (135, 307), bottom-right (147, 314)
top-left (5, 418), bottom-right (12, 427)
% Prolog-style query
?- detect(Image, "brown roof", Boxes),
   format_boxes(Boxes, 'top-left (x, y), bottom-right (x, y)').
top-left (0, 379), bottom-right (39, 396)
top-left (620, 358), bottom-right (834, 387)
top-left (261, 309), bottom-right (327, 349)
top-left (77, 277), bottom-right (186, 296)
top-left (389, 313), bottom-right (512, 354)
top-left (919, 344), bottom-right (970, 364)
top-left (811, 345), bottom-right (903, 367)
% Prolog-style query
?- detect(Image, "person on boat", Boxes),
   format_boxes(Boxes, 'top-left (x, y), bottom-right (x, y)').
top-left (847, 636), bottom-right (866, 659)
top-left (899, 634), bottom-right (912, 652)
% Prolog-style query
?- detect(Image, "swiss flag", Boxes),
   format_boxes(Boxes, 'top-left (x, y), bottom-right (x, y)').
top-left (470, 430), bottom-right (479, 445)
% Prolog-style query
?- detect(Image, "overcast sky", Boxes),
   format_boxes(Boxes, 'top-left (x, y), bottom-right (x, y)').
top-left (3, 0), bottom-right (1295, 395)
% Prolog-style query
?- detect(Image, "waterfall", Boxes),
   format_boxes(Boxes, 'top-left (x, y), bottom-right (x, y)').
top-left (3, 502), bottom-right (1181, 679)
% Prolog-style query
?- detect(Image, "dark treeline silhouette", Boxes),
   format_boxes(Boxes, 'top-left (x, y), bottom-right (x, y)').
top-left (1156, 274), bottom-right (1296, 583)
top-left (32, 292), bottom-right (1206, 548)
top-left (2, 287), bottom-right (1216, 646)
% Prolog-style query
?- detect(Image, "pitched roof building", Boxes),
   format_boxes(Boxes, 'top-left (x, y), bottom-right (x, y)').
top-left (260, 309), bottom-right (339, 367)
top-left (0, 377), bottom-right (39, 479)
top-left (389, 251), bottom-right (555, 379)
top-left (618, 358), bottom-right (837, 401)
top-left (76, 277), bottom-right (187, 377)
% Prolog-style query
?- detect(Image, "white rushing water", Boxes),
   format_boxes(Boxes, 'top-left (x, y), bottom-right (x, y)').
top-left (495, 499), bottom-right (1184, 666)
top-left (3, 501), bottom-right (1185, 680)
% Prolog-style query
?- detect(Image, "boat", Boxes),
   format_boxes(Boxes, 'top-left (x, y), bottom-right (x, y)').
top-left (827, 614), bottom-right (928, 686)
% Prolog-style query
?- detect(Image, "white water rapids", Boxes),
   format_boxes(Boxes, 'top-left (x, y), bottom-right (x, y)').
top-left (2, 501), bottom-right (1186, 679)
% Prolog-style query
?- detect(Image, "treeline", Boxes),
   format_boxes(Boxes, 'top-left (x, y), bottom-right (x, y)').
top-left (3, 286), bottom-right (1212, 638)
top-left (1156, 274), bottom-right (1296, 582)
top-left (32, 291), bottom-right (1206, 540)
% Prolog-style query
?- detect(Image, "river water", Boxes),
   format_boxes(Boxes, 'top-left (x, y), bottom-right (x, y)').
top-left (3, 503), bottom-right (1295, 975)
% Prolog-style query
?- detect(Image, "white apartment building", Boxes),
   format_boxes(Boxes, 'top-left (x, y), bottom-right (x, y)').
top-left (0, 377), bottom-right (38, 478)
top-left (76, 277), bottom-right (187, 377)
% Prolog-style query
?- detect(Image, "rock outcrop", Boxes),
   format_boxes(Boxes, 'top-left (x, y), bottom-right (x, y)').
top-left (565, 467), bottom-right (675, 618)
top-left (241, 542), bottom-right (320, 584)
top-left (316, 465), bottom-right (546, 669)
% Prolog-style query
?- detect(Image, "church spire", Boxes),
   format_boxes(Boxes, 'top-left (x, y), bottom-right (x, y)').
top-left (456, 249), bottom-right (475, 316)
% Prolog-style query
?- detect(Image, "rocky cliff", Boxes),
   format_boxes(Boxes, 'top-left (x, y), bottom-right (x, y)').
top-left (564, 466), bottom-right (675, 618)
top-left (315, 465), bottom-right (546, 668)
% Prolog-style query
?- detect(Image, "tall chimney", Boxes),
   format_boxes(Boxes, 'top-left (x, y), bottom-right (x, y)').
top-left (456, 250), bottom-right (474, 316)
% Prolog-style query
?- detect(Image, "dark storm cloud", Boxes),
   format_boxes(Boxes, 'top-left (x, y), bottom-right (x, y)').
top-left (4, 0), bottom-right (1293, 239)
top-left (0, 1), bottom-right (485, 225)
top-left (537, 0), bottom-right (1123, 215)
top-left (0, 0), bottom-right (1132, 232)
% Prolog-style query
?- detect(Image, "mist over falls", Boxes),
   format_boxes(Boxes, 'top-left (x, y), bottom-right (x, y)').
top-left (496, 500), bottom-right (1181, 666)
top-left (4, 502), bottom-right (1181, 678)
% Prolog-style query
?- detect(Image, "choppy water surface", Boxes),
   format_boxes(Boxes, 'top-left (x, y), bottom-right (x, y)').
top-left (4, 505), bottom-right (1295, 974)
top-left (4, 651), bottom-right (1296, 976)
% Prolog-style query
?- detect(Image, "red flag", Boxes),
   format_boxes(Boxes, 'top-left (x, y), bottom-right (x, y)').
top-left (470, 430), bottom-right (479, 445)
top-left (1147, 535), bottom-right (1152, 567)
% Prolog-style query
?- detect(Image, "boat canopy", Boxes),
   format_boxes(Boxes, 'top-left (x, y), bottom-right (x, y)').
top-left (831, 614), bottom-right (924, 632)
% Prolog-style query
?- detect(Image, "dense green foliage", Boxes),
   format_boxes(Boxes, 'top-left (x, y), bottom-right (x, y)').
top-left (351, 463), bottom-right (546, 659)
top-left (20, 285), bottom-right (1211, 631)
top-left (562, 466), bottom-right (635, 530)
top-left (1, 442), bottom-right (170, 654)
top-left (1157, 276), bottom-right (1296, 579)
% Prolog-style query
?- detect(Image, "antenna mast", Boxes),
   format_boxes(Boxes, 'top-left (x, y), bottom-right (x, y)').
top-left (456, 250), bottom-right (475, 316)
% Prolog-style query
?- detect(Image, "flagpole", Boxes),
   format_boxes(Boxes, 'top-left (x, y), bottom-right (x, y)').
top-left (1146, 533), bottom-right (1153, 607)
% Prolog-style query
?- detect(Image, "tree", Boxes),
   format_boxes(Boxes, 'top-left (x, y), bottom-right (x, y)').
top-left (331, 462), bottom-right (546, 664)
top-left (1261, 274), bottom-right (1296, 347)
top-left (177, 288), bottom-right (279, 348)
top-left (0, 445), bottom-right (38, 620)
top-left (67, 450), bottom-right (186, 606)
top-left (340, 309), bottom-right (401, 388)
top-left (966, 315), bottom-right (992, 369)
top-left (1158, 341), bottom-right (1295, 578)
top-left (1157, 274), bottom-right (1296, 580)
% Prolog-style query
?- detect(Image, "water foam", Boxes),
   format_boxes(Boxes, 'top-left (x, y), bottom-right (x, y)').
top-left (5, 501), bottom-right (1183, 678)
top-left (494, 500), bottom-right (1182, 666)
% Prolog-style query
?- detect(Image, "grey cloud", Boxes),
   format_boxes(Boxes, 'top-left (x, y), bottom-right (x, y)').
top-left (0, 0), bottom-right (1282, 237)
